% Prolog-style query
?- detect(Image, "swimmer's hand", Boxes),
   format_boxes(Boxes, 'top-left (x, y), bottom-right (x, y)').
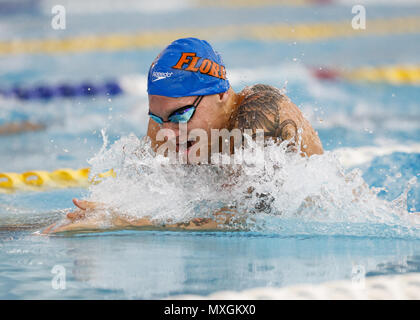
top-left (42, 199), bottom-right (235, 234)
top-left (41, 198), bottom-right (106, 234)
top-left (42, 198), bottom-right (151, 234)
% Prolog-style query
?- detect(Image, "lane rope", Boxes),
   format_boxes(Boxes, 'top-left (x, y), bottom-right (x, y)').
top-left (0, 168), bottom-right (116, 193)
top-left (312, 65), bottom-right (420, 85)
top-left (0, 80), bottom-right (122, 101)
top-left (0, 16), bottom-right (419, 55)
top-left (1, 64), bottom-right (418, 102)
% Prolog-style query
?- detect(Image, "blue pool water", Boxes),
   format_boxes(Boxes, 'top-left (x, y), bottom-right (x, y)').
top-left (1, 1), bottom-right (420, 299)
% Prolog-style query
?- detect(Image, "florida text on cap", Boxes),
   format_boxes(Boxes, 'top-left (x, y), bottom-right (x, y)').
top-left (147, 38), bottom-right (230, 98)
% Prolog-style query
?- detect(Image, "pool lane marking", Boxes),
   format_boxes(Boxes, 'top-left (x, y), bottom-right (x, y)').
top-left (0, 16), bottom-right (419, 55)
top-left (311, 65), bottom-right (420, 86)
top-left (2, 143), bottom-right (420, 192)
top-left (1, 64), bottom-right (420, 102)
top-left (0, 168), bottom-right (116, 192)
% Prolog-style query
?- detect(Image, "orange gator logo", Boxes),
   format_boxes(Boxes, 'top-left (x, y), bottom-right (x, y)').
top-left (172, 52), bottom-right (226, 80)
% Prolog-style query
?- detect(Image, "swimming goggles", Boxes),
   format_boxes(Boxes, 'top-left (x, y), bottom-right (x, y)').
top-left (148, 96), bottom-right (204, 124)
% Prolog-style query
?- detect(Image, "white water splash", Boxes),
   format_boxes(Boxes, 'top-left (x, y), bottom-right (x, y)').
top-left (86, 134), bottom-right (420, 238)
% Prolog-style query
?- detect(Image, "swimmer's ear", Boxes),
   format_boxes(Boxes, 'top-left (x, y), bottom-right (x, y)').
top-left (218, 90), bottom-right (230, 103)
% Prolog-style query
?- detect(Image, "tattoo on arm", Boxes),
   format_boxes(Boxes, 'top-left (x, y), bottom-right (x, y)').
top-left (236, 84), bottom-right (298, 143)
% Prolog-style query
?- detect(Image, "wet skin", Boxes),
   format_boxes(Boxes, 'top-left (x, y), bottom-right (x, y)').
top-left (43, 84), bottom-right (323, 234)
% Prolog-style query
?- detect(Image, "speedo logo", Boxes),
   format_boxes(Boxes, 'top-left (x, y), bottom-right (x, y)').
top-left (152, 71), bottom-right (173, 82)
top-left (172, 52), bottom-right (227, 80)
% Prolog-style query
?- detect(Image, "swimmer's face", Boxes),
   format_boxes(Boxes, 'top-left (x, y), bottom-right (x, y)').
top-left (148, 90), bottom-right (231, 160)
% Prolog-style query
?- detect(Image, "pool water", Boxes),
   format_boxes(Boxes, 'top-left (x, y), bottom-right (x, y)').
top-left (1, 231), bottom-right (420, 299)
top-left (1, 1), bottom-right (420, 299)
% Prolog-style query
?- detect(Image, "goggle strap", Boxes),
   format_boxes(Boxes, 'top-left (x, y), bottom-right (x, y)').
top-left (193, 95), bottom-right (203, 106)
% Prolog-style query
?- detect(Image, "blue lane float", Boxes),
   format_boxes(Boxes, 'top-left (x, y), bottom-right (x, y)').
top-left (0, 80), bottom-right (123, 101)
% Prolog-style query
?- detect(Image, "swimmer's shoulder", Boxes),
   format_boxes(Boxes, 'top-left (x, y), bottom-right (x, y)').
top-left (230, 83), bottom-right (324, 157)
top-left (237, 84), bottom-right (287, 110)
top-left (231, 84), bottom-right (293, 139)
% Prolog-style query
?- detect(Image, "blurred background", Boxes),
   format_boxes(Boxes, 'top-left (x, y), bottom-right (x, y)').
top-left (0, 0), bottom-right (419, 210)
top-left (1, 0), bottom-right (420, 300)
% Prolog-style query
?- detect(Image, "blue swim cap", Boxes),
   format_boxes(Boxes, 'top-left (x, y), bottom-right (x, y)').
top-left (147, 38), bottom-right (230, 98)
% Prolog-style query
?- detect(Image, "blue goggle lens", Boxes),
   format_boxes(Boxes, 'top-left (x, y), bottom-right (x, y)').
top-left (149, 113), bottom-right (164, 124)
top-left (168, 107), bottom-right (195, 123)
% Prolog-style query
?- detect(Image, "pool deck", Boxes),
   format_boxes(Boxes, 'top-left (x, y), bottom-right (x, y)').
top-left (170, 273), bottom-right (420, 300)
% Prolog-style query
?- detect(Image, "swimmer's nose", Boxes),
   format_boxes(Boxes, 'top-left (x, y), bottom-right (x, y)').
top-left (162, 121), bottom-right (179, 132)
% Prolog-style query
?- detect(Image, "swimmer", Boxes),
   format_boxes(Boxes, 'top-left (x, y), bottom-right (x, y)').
top-left (43, 37), bottom-right (323, 234)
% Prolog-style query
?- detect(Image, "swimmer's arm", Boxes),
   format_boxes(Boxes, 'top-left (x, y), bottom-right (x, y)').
top-left (42, 199), bottom-right (234, 234)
